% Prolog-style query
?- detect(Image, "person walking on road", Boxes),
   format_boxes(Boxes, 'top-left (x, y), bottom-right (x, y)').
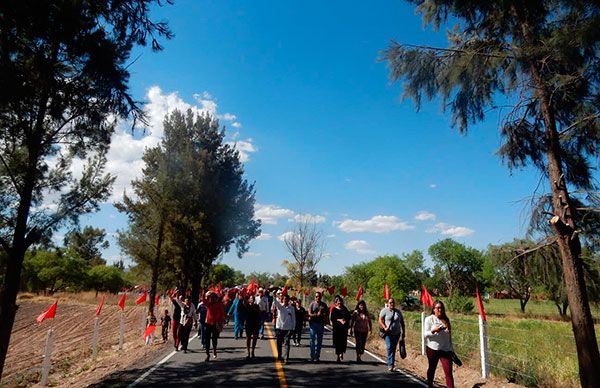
top-left (307, 291), bottom-right (328, 362)
top-left (244, 294), bottom-right (261, 358)
top-left (228, 292), bottom-right (247, 340)
top-left (197, 299), bottom-right (207, 349)
top-left (292, 298), bottom-right (306, 346)
top-left (272, 293), bottom-right (296, 364)
top-left (330, 295), bottom-right (351, 362)
top-left (350, 300), bottom-right (372, 362)
top-left (378, 298), bottom-right (405, 372)
top-left (424, 300), bottom-right (455, 388)
top-left (170, 292), bottom-right (182, 351)
top-left (160, 309), bottom-right (171, 342)
top-left (256, 288), bottom-right (269, 340)
top-left (175, 296), bottom-right (197, 353)
top-left (204, 291), bottom-right (225, 362)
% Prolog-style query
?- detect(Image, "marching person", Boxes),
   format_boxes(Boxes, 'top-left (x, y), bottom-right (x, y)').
top-left (245, 294), bottom-right (261, 358)
top-left (160, 308), bottom-right (171, 342)
top-left (197, 298), bottom-right (207, 348)
top-left (378, 298), bottom-right (405, 372)
top-left (272, 293), bottom-right (296, 364)
top-left (228, 292), bottom-right (247, 340)
top-left (330, 295), bottom-right (351, 362)
top-left (292, 298), bottom-right (306, 347)
top-left (175, 296), bottom-right (197, 353)
top-left (424, 300), bottom-right (455, 388)
top-left (307, 291), bottom-right (328, 362)
top-left (204, 291), bottom-right (225, 362)
top-left (170, 292), bottom-right (182, 351)
top-left (350, 300), bottom-right (372, 362)
top-left (256, 288), bottom-right (269, 340)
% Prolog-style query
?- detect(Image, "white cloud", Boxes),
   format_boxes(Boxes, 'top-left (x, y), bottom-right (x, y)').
top-left (244, 252), bottom-right (262, 257)
top-left (326, 234), bottom-right (336, 239)
top-left (256, 233), bottom-right (272, 241)
top-left (430, 184), bottom-right (437, 189)
top-left (222, 113), bottom-right (237, 121)
top-left (415, 211), bottom-right (436, 221)
top-left (291, 213), bottom-right (326, 224)
top-left (336, 215), bottom-right (414, 233)
top-left (427, 223), bottom-right (474, 237)
top-left (232, 122), bottom-right (242, 128)
top-left (255, 204), bottom-right (295, 225)
top-left (345, 240), bottom-right (375, 255)
top-left (226, 139), bottom-right (257, 163)
top-left (278, 231), bottom-right (296, 241)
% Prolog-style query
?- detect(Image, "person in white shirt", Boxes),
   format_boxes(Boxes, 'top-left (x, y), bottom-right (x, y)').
top-left (423, 300), bottom-right (454, 388)
top-left (175, 297), bottom-right (197, 353)
top-left (272, 293), bottom-right (296, 364)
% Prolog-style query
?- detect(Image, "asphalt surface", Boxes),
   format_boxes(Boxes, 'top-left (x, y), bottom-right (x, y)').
top-left (91, 323), bottom-right (426, 387)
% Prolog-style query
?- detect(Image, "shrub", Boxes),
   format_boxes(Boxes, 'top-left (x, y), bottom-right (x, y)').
top-left (447, 294), bottom-right (474, 314)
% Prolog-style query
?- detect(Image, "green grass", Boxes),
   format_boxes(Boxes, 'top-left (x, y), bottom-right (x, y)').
top-left (402, 308), bottom-right (600, 387)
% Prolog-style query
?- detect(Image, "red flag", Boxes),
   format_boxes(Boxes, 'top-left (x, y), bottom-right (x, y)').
top-left (476, 287), bottom-right (487, 322)
top-left (144, 324), bottom-right (156, 339)
top-left (327, 286), bottom-right (335, 295)
top-left (36, 301), bottom-right (57, 324)
top-left (304, 288), bottom-right (311, 296)
top-left (136, 291), bottom-right (147, 305)
top-left (247, 278), bottom-right (256, 294)
top-left (95, 296), bottom-right (105, 316)
top-left (118, 293), bottom-right (126, 310)
top-left (383, 282), bottom-right (390, 300)
top-left (420, 285), bottom-right (434, 308)
top-left (356, 286), bottom-right (364, 301)
top-left (282, 285), bottom-right (288, 296)
top-left (341, 287), bottom-right (348, 297)
top-left (155, 294), bottom-right (160, 306)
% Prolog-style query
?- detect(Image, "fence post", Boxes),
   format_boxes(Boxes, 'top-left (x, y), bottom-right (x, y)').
top-left (478, 315), bottom-right (489, 378)
top-left (119, 312), bottom-right (125, 350)
top-left (40, 327), bottom-right (54, 386)
top-left (91, 316), bottom-right (100, 359)
top-left (421, 311), bottom-right (425, 355)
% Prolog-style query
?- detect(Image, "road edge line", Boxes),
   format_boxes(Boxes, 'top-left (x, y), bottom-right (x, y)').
top-left (264, 323), bottom-right (288, 388)
top-left (128, 333), bottom-right (198, 387)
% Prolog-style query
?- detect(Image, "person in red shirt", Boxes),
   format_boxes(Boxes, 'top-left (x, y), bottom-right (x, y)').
top-left (204, 291), bottom-right (225, 362)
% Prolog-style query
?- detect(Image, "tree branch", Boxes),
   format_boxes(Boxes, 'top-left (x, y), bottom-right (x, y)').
top-left (401, 43), bottom-right (514, 59)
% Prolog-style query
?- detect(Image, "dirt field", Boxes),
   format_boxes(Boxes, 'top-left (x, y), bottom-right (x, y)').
top-left (2, 296), bottom-right (523, 387)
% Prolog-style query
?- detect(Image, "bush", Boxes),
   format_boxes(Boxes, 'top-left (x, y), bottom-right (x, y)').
top-left (447, 294), bottom-right (474, 314)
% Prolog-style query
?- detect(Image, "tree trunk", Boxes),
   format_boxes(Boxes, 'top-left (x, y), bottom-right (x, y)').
top-left (149, 213), bottom-right (166, 313)
top-left (533, 65), bottom-right (600, 387)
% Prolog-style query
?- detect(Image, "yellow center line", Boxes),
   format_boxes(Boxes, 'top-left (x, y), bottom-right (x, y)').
top-left (264, 323), bottom-right (288, 388)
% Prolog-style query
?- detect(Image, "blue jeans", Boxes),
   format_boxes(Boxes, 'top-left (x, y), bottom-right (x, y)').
top-left (233, 316), bottom-right (245, 338)
top-left (384, 334), bottom-right (401, 367)
top-left (309, 322), bottom-right (324, 360)
top-left (198, 321), bottom-right (206, 345)
top-left (258, 311), bottom-right (267, 337)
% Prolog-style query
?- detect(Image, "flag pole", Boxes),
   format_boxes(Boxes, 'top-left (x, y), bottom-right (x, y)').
top-left (92, 316), bottom-right (100, 359)
top-left (119, 311), bottom-right (125, 350)
top-left (40, 326), bottom-right (54, 385)
top-left (479, 314), bottom-right (489, 378)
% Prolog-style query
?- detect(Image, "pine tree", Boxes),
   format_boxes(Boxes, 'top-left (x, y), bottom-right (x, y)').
top-left (384, 1), bottom-right (599, 385)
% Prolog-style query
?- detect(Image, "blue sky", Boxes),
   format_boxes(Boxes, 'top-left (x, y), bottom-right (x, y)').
top-left (76, 0), bottom-right (545, 276)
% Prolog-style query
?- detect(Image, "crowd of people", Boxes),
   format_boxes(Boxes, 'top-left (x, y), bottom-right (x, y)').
top-left (148, 286), bottom-right (456, 387)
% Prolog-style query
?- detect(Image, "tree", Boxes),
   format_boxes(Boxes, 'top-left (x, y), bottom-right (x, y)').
top-left (428, 239), bottom-right (483, 296)
top-left (64, 226), bottom-right (109, 266)
top-left (87, 265), bottom-right (127, 297)
top-left (0, 0), bottom-right (172, 377)
top-left (384, 2), bottom-right (600, 382)
top-left (488, 239), bottom-right (541, 312)
top-left (208, 264), bottom-right (245, 288)
top-left (159, 110), bottom-right (261, 304)
top-left (282, 220), bottom-right (326, 290)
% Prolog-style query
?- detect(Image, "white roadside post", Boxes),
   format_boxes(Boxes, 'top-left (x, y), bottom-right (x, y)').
top-left (40, 327), bottom-right (54, 386)
top-left (479, 314), bottom-right (489, 378)
top-left (91, 316), bottom-right (100, 358)
top-left (119, 312), bottom-right (125, 350)
top-left (421, 311), bottom-right (425, 355)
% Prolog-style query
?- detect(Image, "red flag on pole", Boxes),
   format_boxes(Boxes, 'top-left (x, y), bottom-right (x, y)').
top-left (356, 286), bottom-right (364, 301)
top-left (36, 301), bottom-right (57, 324)
top-left (281, 285), bottom-right (288, 296)
top-left (383, 282), bottom-right (390, 300)
top-left (476, 287), bottom-right (487, 322)
top-left (136, 291), bottom-right (147, 305)
top-left (95, 296), bottom-right (105, 316)
top-left (341, 287), bottom-right (348, 297)
top-left (327, 286), bottom-right (335, 295)
top-left (118, 293), bottom-right (126, 310)
top-left (420, 285), bottom-right (434, 308)
top-left (144, 324), bottom-right (156, 339)
top-left (155, 294), bottom-right (160, 306)
top-left (304, 288), bottom-right (311, 296)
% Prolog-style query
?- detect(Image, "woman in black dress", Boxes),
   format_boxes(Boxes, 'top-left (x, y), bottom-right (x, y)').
top-left (330, 295), bottom-right (351, 362)
top-left (245, 294), bottom-right (261, 358)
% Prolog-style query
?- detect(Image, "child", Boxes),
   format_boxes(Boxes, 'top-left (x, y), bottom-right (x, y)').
top-left (160, 309), bottom-right (171, 342)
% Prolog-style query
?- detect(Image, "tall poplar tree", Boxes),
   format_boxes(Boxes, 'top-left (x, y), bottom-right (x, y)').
top-left (384, 1), bottom-right (599, 385)
top-left (0, 0), bottom-right (172, 376)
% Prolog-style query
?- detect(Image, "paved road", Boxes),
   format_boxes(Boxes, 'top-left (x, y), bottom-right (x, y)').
top-left (92, 323), bottom-right (426, 387)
